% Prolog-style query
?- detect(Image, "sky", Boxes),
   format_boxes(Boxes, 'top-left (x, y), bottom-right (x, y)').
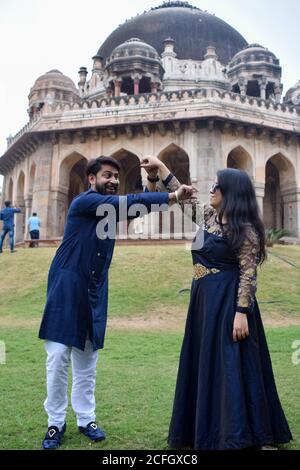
top-left (0, 0), bottom-right (299, 168)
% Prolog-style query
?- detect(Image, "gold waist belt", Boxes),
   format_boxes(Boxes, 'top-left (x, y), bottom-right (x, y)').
top-left (193, 263), bottom-right (220, 280)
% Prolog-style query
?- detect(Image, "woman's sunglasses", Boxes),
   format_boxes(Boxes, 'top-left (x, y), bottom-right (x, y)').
top-left (210, 183), bottom-right (221, 193)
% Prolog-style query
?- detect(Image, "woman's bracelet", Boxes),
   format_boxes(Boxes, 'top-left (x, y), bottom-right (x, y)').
top-left (175, 190), bottom-right (180, 204)
top-left (147, 174), bottom-right (159, 183)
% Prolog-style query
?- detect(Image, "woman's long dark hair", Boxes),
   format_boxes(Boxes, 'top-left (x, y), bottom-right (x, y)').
top-left (217, 168), bottom-right (266, 264)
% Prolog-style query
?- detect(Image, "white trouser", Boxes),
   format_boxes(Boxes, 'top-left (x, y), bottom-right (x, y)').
top-left (44, 339), bottom-right (99, 429)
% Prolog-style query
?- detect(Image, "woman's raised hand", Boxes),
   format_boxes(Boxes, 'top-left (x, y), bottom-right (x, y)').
top-left (140, 156), bottom-right (163, 172)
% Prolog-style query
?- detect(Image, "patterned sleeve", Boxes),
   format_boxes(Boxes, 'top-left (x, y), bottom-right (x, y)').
top-left (157, 172), bottom-right (214, 226)
top-left (236, 225), bottom-right (260, 314)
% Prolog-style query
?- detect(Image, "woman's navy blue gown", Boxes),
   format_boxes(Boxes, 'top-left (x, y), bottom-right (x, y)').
top-left (163, 176), bottom-right (292, 450)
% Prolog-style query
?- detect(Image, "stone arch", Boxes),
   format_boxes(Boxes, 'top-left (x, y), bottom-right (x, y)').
top-left (227, 145), bottom-right (253, 178)
top-left (6, 177), bottom-right (13, 202)
top-left (158, 143), bottom-right (191, 185)
top-left (17, 170), bottom-right (25, 199)
top-left (15, 171), bottom-right (25, 243)
top-left (108, 148), bottom-right (143, 238)
top-left (157, 144), bottom-right (191, 236)
top-left (107, 143), bottom-right (141, 160)
top-left (109, 148), bottom-right (142, 194)
top-left (59, 152), bottom-right (88, 206)
top-left (56, 152), bottom-right (88, 236)
top-left (263, 152), bottom-right (297, 234)
top-left (28, 162), bottom-right (36, 196)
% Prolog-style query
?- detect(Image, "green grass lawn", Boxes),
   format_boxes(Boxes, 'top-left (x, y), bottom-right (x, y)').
top-left (0, 245), bottom-right (299, 450)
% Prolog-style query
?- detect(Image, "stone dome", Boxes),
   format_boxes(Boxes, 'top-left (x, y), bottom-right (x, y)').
top-left (105, 37), bottom-right (164, 80)
top-left (228, 44), bottom-right (280, 69)
top-left (96, 2), bottom-right (248, 65)
top-left (28, 69), bottom-right (79, 118)
top-left (29, 70), bottom-right (78, 99)
top-left (284, 81), bottom-right (300, 106)
top-left (110, 37), bottom-right (160, 59)
top-left (227, 43), bottom-right (282, 100)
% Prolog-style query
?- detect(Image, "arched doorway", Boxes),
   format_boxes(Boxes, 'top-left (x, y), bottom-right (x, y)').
top-left (158, 144), bottom-right (191, 237)
top-left (28, 163), bottom-right (36, 198)
top-left (159, 144), bottom-right (191, 185)
top-left (7, 178), bottom-right (13, 202)
top-left (68, 158), bottom-right (88, 207)
top-left (227, 146), bottom-right (253, 178)
top-left (263, 153), bottom-right (297, 234)
top-left (110, 149), bottom-right (142, 194)
top-left (58, 153), bottom-right (88, 235)
top-left (15, 171), bottom-right (25, 243)
top-left (110, 149), bottom-right (142, 237)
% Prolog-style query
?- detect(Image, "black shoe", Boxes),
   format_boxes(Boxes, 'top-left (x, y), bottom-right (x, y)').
top-left (78, 421), bottom-right (106, 442)
top-left (42, 423), bottom-right (66, 449)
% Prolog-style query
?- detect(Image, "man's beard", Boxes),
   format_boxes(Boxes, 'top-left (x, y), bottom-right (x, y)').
top-left (95, 182), bottom-right (118, 195)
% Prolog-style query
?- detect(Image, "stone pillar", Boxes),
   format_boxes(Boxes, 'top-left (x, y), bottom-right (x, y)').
top-left (281, 187), bottom-right (300, 237)
top-left (254, 183), bottom-right (265, 216)
top-left (114, 79), bottom-right (122, 97)
top-left (132, 74), bottom-right (142, 95)
top-left (31, 141), bottom-right (53, 239)
top-left (106, 86), bottom-right (113, 98)
top-left (24, 196), bottom-right (33, 238)
top-left (14, 197), bottom-right (25, 244)
top-left (92, 55), bottom-right (103, 74)
top-left (162, 37), bottom-right (176, 57)
top-left (49, 187), bottom-right (69, 238)
top-left (0, 177), bottom-right (7, 208)
top-left (259, 78), bottom-right (267, 100)
top-left (151, 81), bottom-right (159, 93)
top-left (78, 66), bottom-right (88, 88)
top-left (275, 84), bottom-right (283, 103)
top-left (196, 127), bottom-right (223, 202)
top-left (134, 78), bottom-right (140, 95)
top-left (238, 77), bottom-right (248, 96)
top-left (296, 190), bottom-right (300, 238)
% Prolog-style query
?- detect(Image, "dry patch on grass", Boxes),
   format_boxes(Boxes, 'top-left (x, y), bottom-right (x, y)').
top-left (260, 310), bottom-right (300, 327)
top-left (0, 307), bottom-right (299, 332)
top-left (108, 306), bottom-right (300, 331)
top-left (108, 306), bottom-right (186, 331)
top-left (0, 316), bottom-right (40, 329)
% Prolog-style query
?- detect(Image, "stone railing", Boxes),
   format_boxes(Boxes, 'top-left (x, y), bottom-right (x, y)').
top-left (5, 88), bottom-right (300, 149)
top-left (7, 112), bottom-right (42, 149)
top-left (48, 88), bottom-right (299, 117)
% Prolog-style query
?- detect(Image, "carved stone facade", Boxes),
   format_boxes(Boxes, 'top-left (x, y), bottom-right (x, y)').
top-left (1, 2), bottom-right (300, 241)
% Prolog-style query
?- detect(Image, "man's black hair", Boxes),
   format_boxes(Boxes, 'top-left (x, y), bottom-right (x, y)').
top-left (86, 156), bottom-right (121, 177)
top-left (32, 212), bottom-right (37, 216)
top-left (4, 201), bottom-right (11, 207)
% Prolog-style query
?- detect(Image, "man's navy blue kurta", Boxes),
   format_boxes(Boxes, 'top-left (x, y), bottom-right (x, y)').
top-left (38, 189), bottom-right (169, 351)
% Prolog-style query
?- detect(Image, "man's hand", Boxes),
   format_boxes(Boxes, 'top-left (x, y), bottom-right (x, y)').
top-left (232, 313), bottom-right (249, 342)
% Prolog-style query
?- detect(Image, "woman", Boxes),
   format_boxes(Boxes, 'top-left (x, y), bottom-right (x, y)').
top-left (141, 157), bottom-right (292, 450)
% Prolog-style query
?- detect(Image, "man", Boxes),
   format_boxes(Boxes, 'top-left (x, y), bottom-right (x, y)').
top-left (0, 201), bottom-right (21, 253)
top-left (27, 212), bottom-right (41, 247)
top-left (38, 155), bottom-right (193, 449)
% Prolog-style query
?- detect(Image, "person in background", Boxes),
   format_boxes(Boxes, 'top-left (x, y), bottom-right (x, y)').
top-left (0, 201), bottom-right (21, 253)
top-left (28, 212), bottom-right (41, 247)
